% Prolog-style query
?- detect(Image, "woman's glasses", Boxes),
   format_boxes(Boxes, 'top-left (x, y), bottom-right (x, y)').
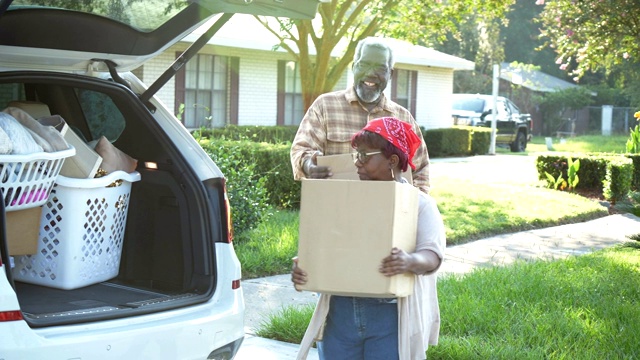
top-left (352, 150), bottom-right (382, 164)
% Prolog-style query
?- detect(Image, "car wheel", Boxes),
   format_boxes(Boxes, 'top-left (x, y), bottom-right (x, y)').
top-left (510, 131), bottom-right (526, 152)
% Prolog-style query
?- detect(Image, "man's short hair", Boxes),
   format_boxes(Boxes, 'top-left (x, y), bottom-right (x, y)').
top-left (353, 37), bottom-right (395, 69)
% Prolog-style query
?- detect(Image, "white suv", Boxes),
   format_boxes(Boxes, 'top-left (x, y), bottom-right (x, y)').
top-left (0, 1), bottom-right (321, 359)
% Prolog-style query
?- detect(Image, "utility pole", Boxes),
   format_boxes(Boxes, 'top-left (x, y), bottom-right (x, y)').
top-left (489, 64), bottom-right (499, 155)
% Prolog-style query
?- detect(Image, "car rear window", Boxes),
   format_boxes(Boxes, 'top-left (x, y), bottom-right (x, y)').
top-left (453, 98), bottom-right (485, 112)
top-left (9, 0), bottom-right (187, 32)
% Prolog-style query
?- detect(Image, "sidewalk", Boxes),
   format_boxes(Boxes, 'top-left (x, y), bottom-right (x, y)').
top-left (235, 212), bottom-right (640, 359)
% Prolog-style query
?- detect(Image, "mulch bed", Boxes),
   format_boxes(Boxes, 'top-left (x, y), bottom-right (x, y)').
top-left (572, 187), bottom-right (625, 215)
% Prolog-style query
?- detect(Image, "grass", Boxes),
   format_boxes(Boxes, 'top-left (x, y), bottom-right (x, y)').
top-left (236, 189), bottom-right (607, 278)
top-left (237, 134), bottom-right (639, 355)
top-left (252, 243), bottom-right (640, 358)
top-left (235, 209), bottom-right (300, 279)
top-left (236, 153), bottom-right (608, 277)
top-left (500, 135), bottom-right (630, 155)
top-left (428, 243), bottom-right (640, 359)
top-left (255, 303), bottom-right (315, 343)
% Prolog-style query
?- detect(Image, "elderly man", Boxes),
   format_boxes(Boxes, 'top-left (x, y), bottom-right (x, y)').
top-left (290, 36), bottom-right (430, 193)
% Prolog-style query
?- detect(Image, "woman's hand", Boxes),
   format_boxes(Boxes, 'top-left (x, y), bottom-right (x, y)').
top-left (291, 256), bottom-right (308, 290)
top-left (380, 248), bottom-right (441, 276)
top-left (379, 247), bottom-right (412, 276)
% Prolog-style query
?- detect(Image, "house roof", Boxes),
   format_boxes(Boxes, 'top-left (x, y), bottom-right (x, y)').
top-left (183, 14), bottom-right (474, 71)
top-left (382, 38), bottom-right (475, 71)
top-left (499, 62), bottom-right (584, 93)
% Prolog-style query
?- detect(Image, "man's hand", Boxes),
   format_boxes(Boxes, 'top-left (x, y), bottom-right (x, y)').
top-left (303, 151), bottom-right (333, 179)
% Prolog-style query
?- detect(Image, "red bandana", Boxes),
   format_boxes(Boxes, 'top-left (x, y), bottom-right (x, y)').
top-left (356, 117), bottom-right (421, 170)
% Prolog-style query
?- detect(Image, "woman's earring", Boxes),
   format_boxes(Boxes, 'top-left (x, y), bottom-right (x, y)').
top-left (390, 167), bottom-right (395, 179)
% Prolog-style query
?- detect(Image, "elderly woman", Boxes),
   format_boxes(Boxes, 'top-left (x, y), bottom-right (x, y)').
top-left (292, 117), bottom-right (446, 360)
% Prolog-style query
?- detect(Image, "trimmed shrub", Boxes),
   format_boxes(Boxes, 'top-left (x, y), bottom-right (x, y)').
top-left (422, 127), bottom-right (472, 157)
top-left (469, 127), bottom-right (491, 155)
top-left (194, 125), bottom-right (298, 144)
top-left (603, 157), bottom-right (633, 203)
top-left (536, 153), bottom-right (609, 189)
top-left (200, 138), bottom-right (271, 236)
top-left (625, 154), bottom-right (640, 190)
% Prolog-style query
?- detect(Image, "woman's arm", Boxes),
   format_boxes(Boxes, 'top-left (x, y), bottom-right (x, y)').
top-left (379, 247), bottom-right (441, 276)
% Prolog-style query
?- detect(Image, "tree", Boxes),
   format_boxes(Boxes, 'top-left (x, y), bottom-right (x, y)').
top-left (255, 0), bottom-right (515, 111)
top-left (501, 0), bottom-right (564, 79)
top-left (537, 0), bottom-right (640, 82)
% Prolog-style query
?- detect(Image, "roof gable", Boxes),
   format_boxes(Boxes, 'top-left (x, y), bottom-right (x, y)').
top-left (499, 62), bottom-right (587, 93)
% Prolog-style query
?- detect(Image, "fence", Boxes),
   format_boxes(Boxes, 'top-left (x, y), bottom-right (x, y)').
top-left (586, 106), bottom-right (634, 135)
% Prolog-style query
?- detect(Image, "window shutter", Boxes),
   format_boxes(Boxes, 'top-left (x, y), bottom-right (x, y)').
top-left (276, 60), bottom-right (285, 125)
top-left (410, 70), bottom-right (418, 117)
top-left (229, 57), bottom-right (240, 125)
top-left (391, 69), bottom-right (398, 100)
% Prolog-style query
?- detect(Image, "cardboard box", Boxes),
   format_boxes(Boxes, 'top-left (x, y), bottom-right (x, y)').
top-left (317, 154), bottom-right (411, 183)
top-left (317, 154), bottom-right (359, 180)
top-left (296, 179), bottom-right (419, 297)
top-left (5, 207), bottom-right (42, 256)
top-left (57, 122), bottom-right (103, 179)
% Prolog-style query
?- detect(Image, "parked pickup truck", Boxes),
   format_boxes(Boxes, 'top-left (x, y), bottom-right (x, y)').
top-left (452, 94), bottom-right (532, 152)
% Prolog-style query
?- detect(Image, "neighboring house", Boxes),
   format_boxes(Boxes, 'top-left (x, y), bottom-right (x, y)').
top-left (498, 62), bottom-right (594, 136)
top-left (137, 14), bottom-right (474, 131)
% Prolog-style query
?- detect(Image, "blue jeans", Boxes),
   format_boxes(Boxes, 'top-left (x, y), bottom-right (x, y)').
top-left (318, 296), bottom-right (399, 360)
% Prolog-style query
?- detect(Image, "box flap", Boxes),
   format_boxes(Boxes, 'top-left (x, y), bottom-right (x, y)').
top-left (317, 153), bottom-right (412, 183)
top-left (317, 154), bottom-right (359, 180)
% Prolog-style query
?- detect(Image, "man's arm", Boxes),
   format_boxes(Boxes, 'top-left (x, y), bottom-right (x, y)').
top-left (407, 117), bottom-right (430, 194)
top-left (290, 104), bottom-right (326, 180)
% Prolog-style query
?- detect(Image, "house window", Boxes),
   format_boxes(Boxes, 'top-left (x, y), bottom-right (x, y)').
top-left (184, 54), bottom-right (228, 128)
top-left (175, 54), bottom-right (239, 128)
top-left (392, 69), bottom-right (417, 116)
top-left (277, 60), bottom-right (304, 125)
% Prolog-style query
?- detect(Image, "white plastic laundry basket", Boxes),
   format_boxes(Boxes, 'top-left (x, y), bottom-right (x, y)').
top-left (12, 170), bottom-right (141, 290)
top-left (0, 147), bottom-right (75, 211)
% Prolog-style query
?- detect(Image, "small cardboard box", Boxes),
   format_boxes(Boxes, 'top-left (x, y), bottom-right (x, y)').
top-left (296, 179), bottom-right (419, 297)
top-left (317, 154), bottom-right (359, 180)
top-left (57, 121), bottom-right (103, 179)
top-left (317, 154), bottom-right (412, 183)
top-left (5, 207), bottom-right (42, 256)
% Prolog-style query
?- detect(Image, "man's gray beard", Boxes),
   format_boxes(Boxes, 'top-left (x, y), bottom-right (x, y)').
top-left (355, 84), bottom-right (382, 104)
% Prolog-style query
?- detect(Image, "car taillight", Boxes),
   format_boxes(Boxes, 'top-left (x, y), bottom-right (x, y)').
top-left (0, 310), bottom-right (24, 322)
top-left (232, 279), bottom-right (240, 290)
top-left (222, 179), bottom-right (234, 244)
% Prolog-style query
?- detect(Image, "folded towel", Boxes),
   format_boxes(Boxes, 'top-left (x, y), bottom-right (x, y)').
top-left (0, 113), bottom-right (43, 154)
top-left (3, 107), bottom-right (69, 152)
top-left (0, 125), bottom-right (12, 154)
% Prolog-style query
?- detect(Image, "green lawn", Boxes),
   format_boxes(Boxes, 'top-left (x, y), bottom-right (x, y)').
top-left (255, 244), bottom-right (640, 359)
top-left (237, 134), bottom-right (640, 357)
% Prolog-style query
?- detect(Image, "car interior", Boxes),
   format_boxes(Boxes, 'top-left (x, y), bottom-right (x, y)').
top-left (0, 74), bottom-right (225, 327)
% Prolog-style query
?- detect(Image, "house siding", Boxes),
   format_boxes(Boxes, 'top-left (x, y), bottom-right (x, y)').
top-left (413, 66), bottom-right (454, 130)
top-left (142, 43), bottom-right (460, 130)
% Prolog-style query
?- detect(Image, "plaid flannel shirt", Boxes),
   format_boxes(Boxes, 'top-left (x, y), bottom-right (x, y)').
top-left (290, 86), bottom-right (430, 193)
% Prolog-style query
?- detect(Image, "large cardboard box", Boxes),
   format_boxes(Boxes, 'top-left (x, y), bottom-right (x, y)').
top-left (5, 207), bottom-right (42, 255)
top-left (296, 179), bottom-right (419, 297)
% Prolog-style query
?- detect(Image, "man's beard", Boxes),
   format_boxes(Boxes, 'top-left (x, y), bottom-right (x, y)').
top-left (355, 81), bottom-right (383, 104)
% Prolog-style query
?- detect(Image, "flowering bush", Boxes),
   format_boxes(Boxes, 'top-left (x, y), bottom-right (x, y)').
top-left (626, 112), bottom-right (640, 154)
